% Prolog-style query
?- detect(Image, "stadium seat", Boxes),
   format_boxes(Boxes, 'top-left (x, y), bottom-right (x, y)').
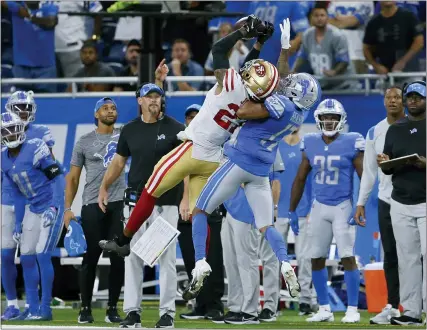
top-left (108, 62), bottom-right (124, 75)
top-left (106, 41), bottom-right (126, 64)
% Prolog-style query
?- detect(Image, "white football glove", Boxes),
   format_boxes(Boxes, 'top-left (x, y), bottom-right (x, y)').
top-left (280, 18), bottom-right (291, 50)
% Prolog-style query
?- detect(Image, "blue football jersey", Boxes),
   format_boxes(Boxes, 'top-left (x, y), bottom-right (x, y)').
top-left (248, 1), bottom-right (310, 64)
top-left (302, 132), bottom-right (365, 206)
top-left (277, 140), bottom-right (312, 218)
top-left (224, 94), bottom-right (309, 176)
top-left (1, 124), bottom-right (55, 206)
top-left (1, 138), bottom-right (57, 213)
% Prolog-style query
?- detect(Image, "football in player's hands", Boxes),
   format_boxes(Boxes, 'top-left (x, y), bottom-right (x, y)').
top-left (257, 21), bottom-right (274, 44)
top-left (235, 14), bottom-right (266, 40)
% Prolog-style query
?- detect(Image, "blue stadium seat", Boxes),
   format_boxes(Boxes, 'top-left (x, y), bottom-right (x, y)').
top-left (108, 62), bottom-right (124, 75)
top-left (105, 41), bottom-right (126, 64)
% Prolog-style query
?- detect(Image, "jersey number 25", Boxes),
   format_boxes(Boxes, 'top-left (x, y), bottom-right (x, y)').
top-left (313, 155), bottom-right (340, 185)
top-left (213, 103), bottom-right (239, 133)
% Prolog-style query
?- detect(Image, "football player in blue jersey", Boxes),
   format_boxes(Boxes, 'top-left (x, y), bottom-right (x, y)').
top-left (289, 99), bottom-right (365, 323)
top-left (1, 112), bottom-right (64, 321)
top-left (1, 90), bottom-right (63, 321)
top-left (184, 18), bottom-right (322, 302)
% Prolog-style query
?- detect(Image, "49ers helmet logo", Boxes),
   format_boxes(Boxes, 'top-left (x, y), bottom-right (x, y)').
top-left (254, 63), bottom-right (266, 77)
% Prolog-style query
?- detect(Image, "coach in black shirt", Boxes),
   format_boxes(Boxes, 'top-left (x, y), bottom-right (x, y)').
top-left (378, 81), bottom-right (426, 326)
top-left (98, 82), bottom-right (185, 328)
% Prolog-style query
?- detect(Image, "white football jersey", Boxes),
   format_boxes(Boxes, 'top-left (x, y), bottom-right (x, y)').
top-left (182, 68), bottom-right (248, 162)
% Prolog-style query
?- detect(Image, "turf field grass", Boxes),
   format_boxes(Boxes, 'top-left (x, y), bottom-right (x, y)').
top-left (2, 302), bottom-right (424, 329)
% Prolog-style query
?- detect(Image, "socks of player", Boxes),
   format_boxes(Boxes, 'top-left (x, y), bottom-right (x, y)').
top-left (37, 253), bottom-right (54, 309)
top-left (1, 249), bottom-right (18, 303)
top-left (312, 268), bottom-right (329, 306)
top-left (344, 269), bottom-right (360, 307)
top-left (192, 212), bottom-right (208, 261)
top-left (264, 226), bottom-right (289, 263)
top-left (20, 254), bottom-right (40, 314)
top-left (125, 188), bottom-right (156, 235)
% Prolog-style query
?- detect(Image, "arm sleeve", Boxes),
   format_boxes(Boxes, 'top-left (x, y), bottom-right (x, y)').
top-left (70, 138), bottom-right (85, 168)
top-left (357, 128), bottom-right (378, 206)
top-left (42, 127), bottom-right (55, 147)
top-left (116, 127), bottom-right (130, 157)
top-left (333, 33), bottom-right (350, 63)
top-left (264, 94), bottom-right (287, 119)
top-left (33, 140), bottom-right (57, 170)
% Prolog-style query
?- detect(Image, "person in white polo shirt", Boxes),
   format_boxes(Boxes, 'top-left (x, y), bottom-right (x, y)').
top-left (55, 1), bottom-right (103, 77)
top-left (354, 86), bottom-right (405, 324)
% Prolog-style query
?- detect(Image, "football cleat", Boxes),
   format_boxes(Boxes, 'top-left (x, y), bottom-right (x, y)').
top-left (182, 258), bottom-right (211, 301)
top-left (281, 261), bottom-right (301, 298)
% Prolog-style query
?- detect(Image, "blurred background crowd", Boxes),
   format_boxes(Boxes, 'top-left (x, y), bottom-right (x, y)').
top-left (1, 0), bottom-right (426, 94)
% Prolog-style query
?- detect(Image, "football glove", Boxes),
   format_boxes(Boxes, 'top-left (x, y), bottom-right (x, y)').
top-left (288, 211), bottom-right (299, 235)
top-left (280, 18), bottom-right (291, 50)
top-left (242, 15), bottom-right (266, 39)
top-left (258, 21), bottom-right (274, 44)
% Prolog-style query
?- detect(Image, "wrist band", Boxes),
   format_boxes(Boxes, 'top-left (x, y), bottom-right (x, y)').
top-left (64, 207), bottom-right (72, 213)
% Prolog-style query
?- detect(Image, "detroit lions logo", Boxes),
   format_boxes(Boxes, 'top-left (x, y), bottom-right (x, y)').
top-left (300, 79), bottom-right (310, 97)
top-left (103, 141), bottom-right (117, 168)
top-left (70, 239), bottom-right (81, 252)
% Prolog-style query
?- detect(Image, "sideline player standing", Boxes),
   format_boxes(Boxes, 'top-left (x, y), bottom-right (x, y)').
top-left (276, 128), bottom-right (314, 315)
top-left (289, 99), bottom-right (364, 323)
top-left (1, 91), bottom-right (61, 321)
top-left (1, 113), bottom-right (64, 321)
top-left (354, 86), bottom-right (405, 324)
top-left (100, 15), bottom-right (278, 253)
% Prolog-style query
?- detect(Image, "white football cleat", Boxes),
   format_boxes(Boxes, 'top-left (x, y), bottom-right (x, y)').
top-left (341, 310), bottom-right (360, 323)
top-left (281, 261), bottom-right (301, 298)
top-left (306, 307), bottom-right (334, 322)
top-left (182, 258), bottom-right (212, 301)
top-left (370, 304), bottom-right (400, 325)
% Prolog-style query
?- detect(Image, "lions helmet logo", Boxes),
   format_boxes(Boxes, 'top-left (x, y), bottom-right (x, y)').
top-left (103, 141), bottom-right (118, 168)
top-left (254, 63), bottom-right (266, 77)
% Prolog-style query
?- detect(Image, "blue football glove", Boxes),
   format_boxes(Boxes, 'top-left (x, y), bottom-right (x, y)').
top-left (42, 207), bottom-right (57, 228)
top-left (64, 220), bottom-right (87, 257)
top-left (12, 225), bottom-right (21, 244)
top-left (288, 211), bottom-right (299, 235)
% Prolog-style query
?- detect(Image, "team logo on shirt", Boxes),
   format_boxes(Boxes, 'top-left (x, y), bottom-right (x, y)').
top-left (94, 141), bottom-right (118, 168)
top-left (254, 63), bottom-right (266, 77)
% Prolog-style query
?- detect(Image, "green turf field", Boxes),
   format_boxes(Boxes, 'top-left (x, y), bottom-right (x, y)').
top-left (2, 303), bottom-right (423, 329)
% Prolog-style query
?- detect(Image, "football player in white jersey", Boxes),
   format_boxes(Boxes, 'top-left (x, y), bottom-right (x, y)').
top-left (99, 15), bottom-right (281, 255)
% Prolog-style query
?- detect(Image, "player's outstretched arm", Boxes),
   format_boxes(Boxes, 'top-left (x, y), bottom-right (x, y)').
top-left (289, 152), bottom-right (311, 212)
top-left (277, 18), bottom-right (291, 77)
top-left (236, 101), bottom-right (269, 120)
top-left (242, 21), bottom-right (274, 64)
top-left (213, 15), bottom-right (264, 86)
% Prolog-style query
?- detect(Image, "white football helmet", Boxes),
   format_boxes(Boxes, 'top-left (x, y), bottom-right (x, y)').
top-left (277, 73), bottom-right (321, 111)
top-left (5, 90), bottom-right (37, 126)
top-left (1, 112), bottom-right (26, 149)
top-left (314, 99), bottom-right (347, 137)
